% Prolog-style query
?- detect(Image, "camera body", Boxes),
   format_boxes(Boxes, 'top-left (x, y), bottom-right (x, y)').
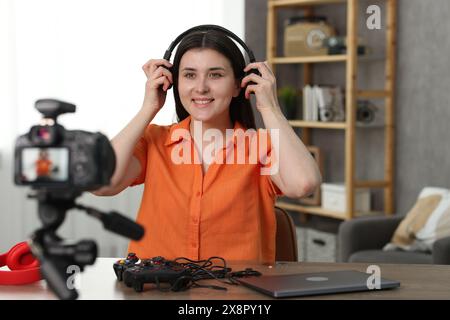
top-left (14, 99), bottom-right (115, 191)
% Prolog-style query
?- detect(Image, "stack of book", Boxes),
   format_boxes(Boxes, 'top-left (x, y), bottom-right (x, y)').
top-left (302, 85), bottom-right (345, 122)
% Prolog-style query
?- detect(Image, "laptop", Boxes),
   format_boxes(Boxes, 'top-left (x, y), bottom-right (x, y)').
top-left (237, 270), bottom-right (400, 298)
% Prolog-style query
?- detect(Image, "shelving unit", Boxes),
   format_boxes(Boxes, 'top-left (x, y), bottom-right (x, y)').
top-left (267, 0), bottom-right (397, 220)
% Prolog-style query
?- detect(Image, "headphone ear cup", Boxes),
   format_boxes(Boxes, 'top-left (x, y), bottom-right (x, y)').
top-left (6, 242), bottom-right (39, 271)
top-left (247, 69), bottom-right (261, 79)
top-left (0, 242), bottom-right (41, 285)
top-left (162, 65), bottom-right (173, 90)
top-left (244, 69), bottom-right (262, 93)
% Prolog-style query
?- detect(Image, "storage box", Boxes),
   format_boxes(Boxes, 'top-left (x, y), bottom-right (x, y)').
top-left (295, 227), bottom-right (307, 262)
top-left (321, 183), bottom-right (371, 213)
top-left (305, 228), bottom-right (337, 263)
top-left (295, 226), bottom-right (338, 262)
top-left (284, 19), bottom-right (335, 57)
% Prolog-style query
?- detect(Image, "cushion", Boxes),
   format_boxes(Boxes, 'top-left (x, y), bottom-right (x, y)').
top-left (384, 187), bottom-right (450, 252)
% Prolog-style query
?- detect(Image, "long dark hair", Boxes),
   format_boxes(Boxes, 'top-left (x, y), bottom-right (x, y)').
top-left (171, 30), bottom-right (256, 130)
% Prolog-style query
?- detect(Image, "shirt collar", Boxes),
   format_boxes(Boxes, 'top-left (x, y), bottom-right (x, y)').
top-left (164, 116), bottom-right (192, 146)
top-left (164, 116), bottom-right (246, 149)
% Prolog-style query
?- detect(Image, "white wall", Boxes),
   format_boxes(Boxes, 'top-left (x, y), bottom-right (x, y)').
top-left (0, 0), bottom-right (244, 256)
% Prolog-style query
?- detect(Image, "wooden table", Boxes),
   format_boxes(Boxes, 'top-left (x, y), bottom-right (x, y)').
top-left (1, 258), bottom-right (450, 300)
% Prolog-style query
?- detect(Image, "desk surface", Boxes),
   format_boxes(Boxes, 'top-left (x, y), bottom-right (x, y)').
top-left (1, 258), bottom-right (450, 300)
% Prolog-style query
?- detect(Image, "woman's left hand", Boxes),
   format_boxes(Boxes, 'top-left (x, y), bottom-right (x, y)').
top-left (241, 61), bottom-right (281, 113)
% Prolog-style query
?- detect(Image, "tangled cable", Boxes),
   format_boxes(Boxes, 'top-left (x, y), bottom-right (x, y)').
top-left (154, 256), bottom-right (261, 292)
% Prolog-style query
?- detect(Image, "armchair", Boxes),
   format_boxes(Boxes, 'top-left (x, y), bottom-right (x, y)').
top-left (338, 215), bottom-right (450, 265)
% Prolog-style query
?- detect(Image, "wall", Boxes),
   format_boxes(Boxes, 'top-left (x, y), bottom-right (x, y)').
top-left (245, 0), bottom-right (450, 217)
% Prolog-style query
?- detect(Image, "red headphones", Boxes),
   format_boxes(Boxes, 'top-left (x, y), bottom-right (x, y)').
top-left (0, 242), bottom-right (42, 285)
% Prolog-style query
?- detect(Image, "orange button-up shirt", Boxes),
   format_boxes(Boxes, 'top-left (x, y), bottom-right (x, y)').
top-left (36, 158), bottom-right (52, 177)
top-left (128, 116), bottom-right (282, 263)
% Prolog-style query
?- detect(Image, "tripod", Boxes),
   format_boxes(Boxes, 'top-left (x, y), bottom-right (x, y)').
top-left (28, 189), bottom-right (144, 300)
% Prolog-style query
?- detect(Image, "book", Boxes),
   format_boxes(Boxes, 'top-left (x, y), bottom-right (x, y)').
top-left (304, 85), bottom-right (344, 122)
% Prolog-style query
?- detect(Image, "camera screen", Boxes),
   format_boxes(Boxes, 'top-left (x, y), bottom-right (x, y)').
top-left (20, 148), bottom-right (69, 183)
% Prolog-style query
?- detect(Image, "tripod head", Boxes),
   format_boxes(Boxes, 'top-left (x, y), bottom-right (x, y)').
top-left (28, 189), bottom-right (144, 300)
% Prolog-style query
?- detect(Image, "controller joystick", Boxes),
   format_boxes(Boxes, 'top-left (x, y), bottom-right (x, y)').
top-left (113, 252), bottom-right (140, 281)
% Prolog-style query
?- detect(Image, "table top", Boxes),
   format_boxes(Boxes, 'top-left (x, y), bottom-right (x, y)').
top-left (1, 258), bottom-right (450, 300)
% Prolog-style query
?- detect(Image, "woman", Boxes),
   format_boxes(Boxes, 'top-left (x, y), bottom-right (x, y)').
top-left (94, 30), bottom-right (321, 263)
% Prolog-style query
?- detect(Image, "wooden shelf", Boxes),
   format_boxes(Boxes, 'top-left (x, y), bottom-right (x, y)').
top-left (276, 201), bottom-right (347, 219)
top-left (272, 55), bottom-right (347, 64)
top-left (269, 0), bottom-right (346, 8)
top-left (288, 120), bottom-right (346, 129)
top-left (276, 201), bottom-right (384, 220)
top-left (354, 180), bottom-right (389, 188)
top-left (267, 0), bottom-right (397, 219)
top-left (271, 54), bottom-right (384, 65)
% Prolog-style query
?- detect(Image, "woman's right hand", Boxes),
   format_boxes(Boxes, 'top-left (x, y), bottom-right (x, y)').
top-left (141, 59), bottom-right (173, 113)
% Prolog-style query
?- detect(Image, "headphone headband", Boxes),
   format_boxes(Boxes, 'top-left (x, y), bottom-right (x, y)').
top-left (163, 24), bottom-right (255, 63)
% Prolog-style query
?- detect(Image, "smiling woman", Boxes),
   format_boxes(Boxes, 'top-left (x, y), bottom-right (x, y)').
top-left (92, 25), bottom-right (321, 263)
top-left (178, 49), bottom-right (240, 125)
top-left (178, 48), bottom-right (245, 126)
top-left (180, 65), bottom-right (228, 107)
top-left (172, 31), bottom-right (255, 131)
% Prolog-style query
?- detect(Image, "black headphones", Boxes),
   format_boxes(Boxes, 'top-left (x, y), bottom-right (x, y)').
top-left (163, 24), bottom-right (260, 91)
top-left (163, 24), bottom-right (256, 63)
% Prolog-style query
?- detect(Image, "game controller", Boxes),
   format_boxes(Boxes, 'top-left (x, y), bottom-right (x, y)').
top-left (113, 252), bottom-right (139, 281)
top-left (114, 254), bottom-right (262, 293)
top-left (122, 256), bottom-right (190, 292)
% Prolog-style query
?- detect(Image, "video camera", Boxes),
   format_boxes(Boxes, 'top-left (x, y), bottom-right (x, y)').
top-left (14, 99), bottom-right (115, 190)
top-left (14, 99), bottom-right (145, 300)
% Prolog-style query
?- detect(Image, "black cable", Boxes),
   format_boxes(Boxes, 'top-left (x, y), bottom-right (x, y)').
top-left (141, 256), bottom-right (259, 292)
top-left (171, 256), bottom-right (236, 290)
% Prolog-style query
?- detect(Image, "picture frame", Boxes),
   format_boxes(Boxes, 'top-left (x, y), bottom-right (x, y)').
top-left (298, 145), bottom-right (324, 206)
